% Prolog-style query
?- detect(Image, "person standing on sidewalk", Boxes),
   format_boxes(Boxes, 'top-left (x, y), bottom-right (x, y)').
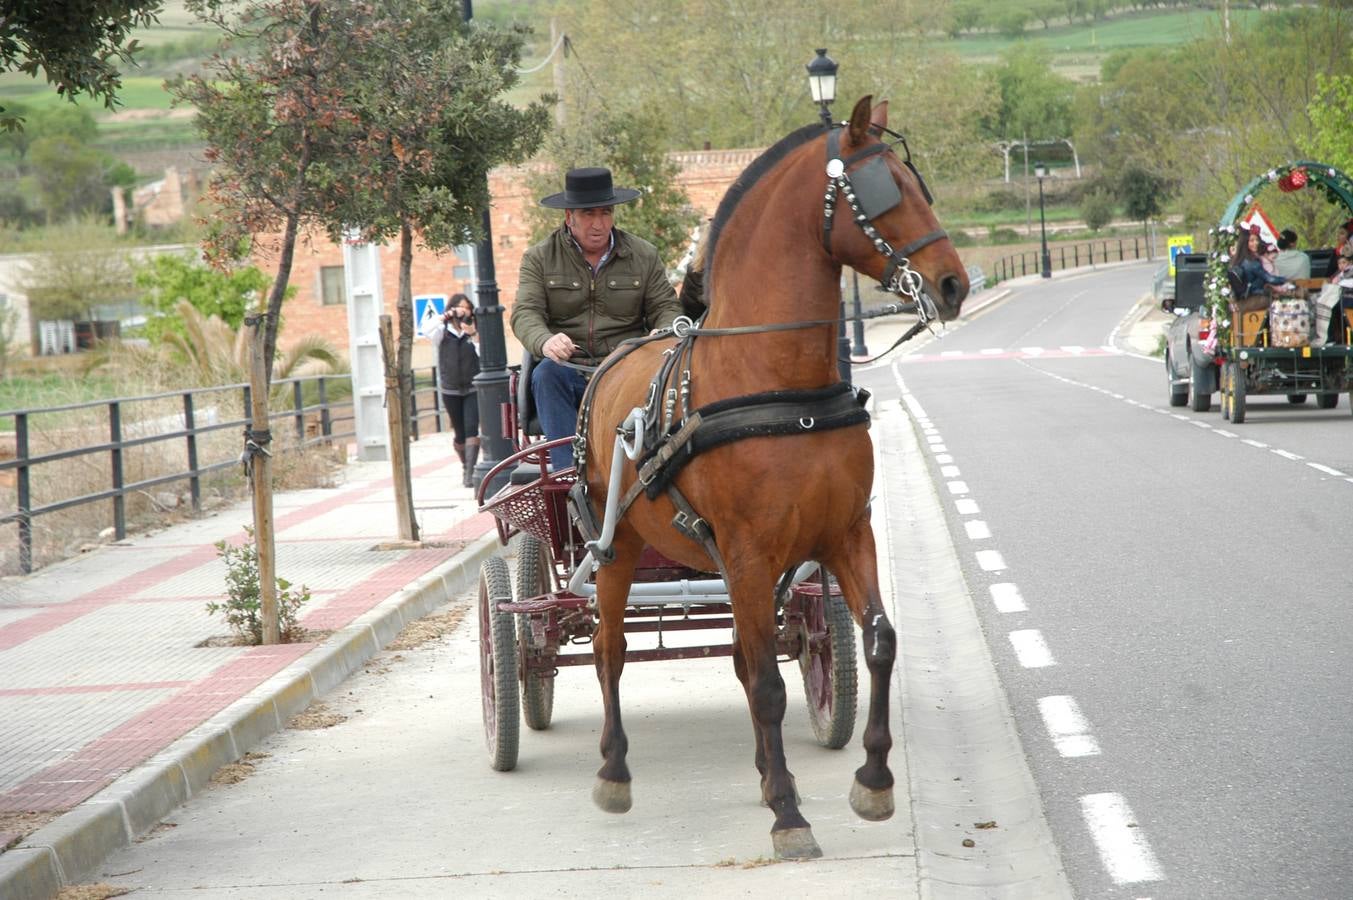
top-left (429, 293), bottom-right (481, 487)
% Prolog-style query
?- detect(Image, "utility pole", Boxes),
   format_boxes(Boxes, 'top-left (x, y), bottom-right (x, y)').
top-left (550, 19), bottom-right (566, 127)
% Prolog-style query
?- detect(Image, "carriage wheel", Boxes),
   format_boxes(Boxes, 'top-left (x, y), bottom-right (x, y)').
top-left (1230, 361), bottom-right (1247, 424)
top-left (1220, 364), bottom-right (1231, 421)
top-left (479, 557), bottom-right (520, 772)
top-left (515, 535), bottom-right (556, 731)
top-left (798, 567), bottom-right (858, 750)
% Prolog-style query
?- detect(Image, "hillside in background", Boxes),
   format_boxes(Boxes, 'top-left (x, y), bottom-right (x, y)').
top-left (0, 0), bottom-right (1264, 183)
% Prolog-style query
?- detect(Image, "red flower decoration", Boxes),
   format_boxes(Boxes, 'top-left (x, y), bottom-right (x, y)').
top-left (1278, 173), bottom-right (1295, 192)
top-left (1290, 167), bottom-right (1308, 189)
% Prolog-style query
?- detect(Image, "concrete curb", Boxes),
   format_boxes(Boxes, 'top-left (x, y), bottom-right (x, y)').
top-left (876, 395), bottom-right (1073, 899)
top-left (0, 528), bottom-right (502, 900)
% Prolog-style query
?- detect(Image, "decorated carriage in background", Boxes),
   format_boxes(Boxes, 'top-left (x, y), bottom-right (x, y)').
top-left (1166, 161), bottom-right (1353, 422)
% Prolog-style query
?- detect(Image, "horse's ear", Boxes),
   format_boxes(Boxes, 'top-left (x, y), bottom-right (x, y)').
top-left (847, 95), bottom-right (874, 145)
top-left (868, 100), bottom-right (889, 135)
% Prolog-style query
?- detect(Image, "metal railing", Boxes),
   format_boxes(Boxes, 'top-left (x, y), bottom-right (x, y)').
top-left (1, 368), bottom-right (448, 575)
top-left (990, 237), bottom-right (1163, 283)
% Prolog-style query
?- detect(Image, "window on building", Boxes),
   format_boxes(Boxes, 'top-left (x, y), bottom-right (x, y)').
top-left (319, 265), bottom-right (346, 306)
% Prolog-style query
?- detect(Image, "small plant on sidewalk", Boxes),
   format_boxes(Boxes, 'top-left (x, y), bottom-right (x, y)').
top-left (208, 526), bottom-right (311, 644)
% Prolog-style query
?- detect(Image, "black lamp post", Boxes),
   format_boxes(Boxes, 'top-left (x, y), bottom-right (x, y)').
top-left (463, 0), bottom-right (512, 493)
top-left (1034, 161), bottom-right (1052, 279)
top-left (807, 48), bottom-right (851, 382)
top-left (850, 270), bottom-right (868, 356)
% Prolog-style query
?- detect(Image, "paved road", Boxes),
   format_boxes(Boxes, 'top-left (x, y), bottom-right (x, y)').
top-left (877, 262), bottom-right (1353, 898)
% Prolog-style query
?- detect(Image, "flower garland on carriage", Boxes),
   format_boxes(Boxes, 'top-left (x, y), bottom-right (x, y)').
top-left (1202, 162), bottom-right (1353, 350)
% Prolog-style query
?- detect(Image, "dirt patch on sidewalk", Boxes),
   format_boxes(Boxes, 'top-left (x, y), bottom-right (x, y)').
top-left (386, 603), bottom-right (469, 651)
top-left (0, 810), bottom-right (61, 848)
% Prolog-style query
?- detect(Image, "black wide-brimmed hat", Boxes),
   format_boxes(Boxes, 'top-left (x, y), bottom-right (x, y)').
top-left (539, 167), bottom-right (640, 209)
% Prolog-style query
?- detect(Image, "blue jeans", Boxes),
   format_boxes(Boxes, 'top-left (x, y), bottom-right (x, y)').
top-left (531, 358), bottom-right (588, 470)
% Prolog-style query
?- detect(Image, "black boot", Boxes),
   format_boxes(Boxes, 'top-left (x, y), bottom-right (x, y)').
top-left (463, 438), bottom-right (479, 488)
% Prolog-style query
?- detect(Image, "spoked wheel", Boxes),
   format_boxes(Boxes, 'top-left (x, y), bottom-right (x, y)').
top-left (797, 566), bottom-right (857, 749)
top-left (1230, 361), bottom-right (1247, 424)
top-left (515, 535), bottom-right (555, 731)
top-left (479, 557), bottom-right (519, 772)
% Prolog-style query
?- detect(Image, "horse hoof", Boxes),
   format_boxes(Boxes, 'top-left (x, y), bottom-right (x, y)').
top-left (849, 779), bottom-right (895, 822)
top-left (592, 777), bottom-right (632, 814)
top-left (771, 826), bottom-right (823, 860)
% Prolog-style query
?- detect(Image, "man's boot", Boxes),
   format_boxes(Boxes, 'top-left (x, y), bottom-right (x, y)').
top-left (463, 438), bottom-right (479, 488)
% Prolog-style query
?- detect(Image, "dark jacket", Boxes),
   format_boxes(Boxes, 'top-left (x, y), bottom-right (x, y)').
top-left (430, 322), bottom-right (479, 394)
top-left (1237, 258), bottom-right (1288, 298)
top-left (510, 225), bottom-right (681, 361)
top-left (679, 266), bottom-right (706, 320)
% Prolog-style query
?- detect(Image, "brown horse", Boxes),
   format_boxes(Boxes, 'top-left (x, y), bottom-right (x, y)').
top-left (582, 96), bottom-right (968, 859)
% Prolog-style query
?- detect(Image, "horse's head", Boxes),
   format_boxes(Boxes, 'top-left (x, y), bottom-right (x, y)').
top-left (825, 96), bottom-right (968, 321)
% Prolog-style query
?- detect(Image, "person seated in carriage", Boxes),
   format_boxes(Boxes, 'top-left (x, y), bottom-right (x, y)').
top-left (1233, 226), bottom-right (1297, 299)
top-left (510, 167), bottom-right (682, 471)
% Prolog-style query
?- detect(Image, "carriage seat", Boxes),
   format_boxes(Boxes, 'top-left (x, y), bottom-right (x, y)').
top-left (509, 352), bottom-right (549, 485)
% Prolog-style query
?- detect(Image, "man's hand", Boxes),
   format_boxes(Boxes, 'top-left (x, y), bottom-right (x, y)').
top-left (541, 332), bottom-right (576, 363)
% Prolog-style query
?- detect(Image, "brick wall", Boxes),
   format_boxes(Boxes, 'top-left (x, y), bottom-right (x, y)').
top-left (256, 147), bottom-right (763, 361)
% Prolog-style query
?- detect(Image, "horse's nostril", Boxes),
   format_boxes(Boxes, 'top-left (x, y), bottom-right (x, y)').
top-left (940, 275), bottom-right (966, 306)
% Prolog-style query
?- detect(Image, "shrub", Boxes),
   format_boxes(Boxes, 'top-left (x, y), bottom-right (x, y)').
top-left (208, 526), bottom-right (311, 644)
top-left (1081, 189), bottom-right (1116, 232)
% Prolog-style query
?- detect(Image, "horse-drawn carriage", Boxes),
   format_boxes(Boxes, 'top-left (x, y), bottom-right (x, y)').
top-left (469, 97), bottom-right (969, 860)
top-left (1164, 161), bottom-right (1353, 421)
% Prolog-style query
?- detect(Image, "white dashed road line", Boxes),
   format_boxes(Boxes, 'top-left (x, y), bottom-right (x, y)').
top-left (964, 520), bottom-right (991, 540)
top-left (989, 582), bottom-right (1026, 613)
top-left (1038, 695), bottom-right (1101, 758)
top-left (1080, 793), bottom-right (1165, 885)
top-left (1009, 629), bottom-right (1056, 668)
top-left (975, 549), bottom-right (1006, 571)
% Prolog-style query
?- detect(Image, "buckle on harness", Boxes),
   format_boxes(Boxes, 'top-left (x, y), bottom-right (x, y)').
top-left (672, 510), bottom-right (711, 542)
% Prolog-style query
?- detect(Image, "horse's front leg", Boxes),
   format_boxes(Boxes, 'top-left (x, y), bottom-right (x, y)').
top-left (824, 522), bottom-right (896, 822)
top-left (729, 567), bottom-right (821, 859)
top-left (592, 534), bottom-right (641, 814)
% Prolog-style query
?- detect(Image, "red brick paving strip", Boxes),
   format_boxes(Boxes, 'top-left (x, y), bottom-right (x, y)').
top-left (0, 644), bottom-right (310, 813)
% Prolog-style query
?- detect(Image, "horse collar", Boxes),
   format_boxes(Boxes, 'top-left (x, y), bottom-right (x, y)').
top-left (822, 127), bottom-right (944, 320)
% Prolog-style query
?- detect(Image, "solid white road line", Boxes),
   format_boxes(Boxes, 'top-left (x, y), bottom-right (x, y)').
top-left (1080, 793), bottom-right (1165, 885)
top-left (1037, 695), bottom-right (1101, 758)
top-left (1009, 629), bottom-right (1055, 667)
top-left (989, 582), bottom-right (1026, 613)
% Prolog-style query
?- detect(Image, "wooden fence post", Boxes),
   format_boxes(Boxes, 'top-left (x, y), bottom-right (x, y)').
top-left (379, 316), bottom-right (418, 542)
top-left (246, 317), bottom-right (279, 645)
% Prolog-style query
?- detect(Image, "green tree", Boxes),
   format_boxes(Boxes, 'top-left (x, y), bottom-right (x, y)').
top-left (1117, 166), bottom-right (1169, 243)
top-left (304, 0), bottom-right (551, 534)
top-left (171, 0), bottom-right (373, 379)
top-left (0, 0), bottom-right (161, 130)
top-left (18, 219), bottom-right (135, 327)
top-left (984, 44), bottom-right (1075, 142)
top-left (133, 252), bottom-right (272, 343)
top-left (1081, 187), bottom-right (1115, 232)
top-left (1310, 63), bottom-right (1353, 175)
top-left (28, 136), bottom-right (108, 223)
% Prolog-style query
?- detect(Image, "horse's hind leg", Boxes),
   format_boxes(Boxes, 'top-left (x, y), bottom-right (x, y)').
top-left (729, 567), bottom-right (821, 859)
top-left (592, 534), bottom-right (642, 814)
top-left (824, 523), bottom-right (896, 822)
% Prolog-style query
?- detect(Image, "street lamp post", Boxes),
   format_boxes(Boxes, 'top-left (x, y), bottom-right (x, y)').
top-left (806, 48), bottom-right (851, 382)
top-left (850, 270), bottom-right (868, 356)
top-left (463, 0), bottom-right (513, 494)
top-left (1034, 161), bottom-right (1052, 279)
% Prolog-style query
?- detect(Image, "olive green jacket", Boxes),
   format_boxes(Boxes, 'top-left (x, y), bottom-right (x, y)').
top-left (511, 226), bottom-right (680, 361)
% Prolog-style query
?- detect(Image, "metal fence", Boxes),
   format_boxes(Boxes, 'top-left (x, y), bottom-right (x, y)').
top-left (990, 237), bottom-right (1163, 283)
top-left (1, 368), bottom-right (447, 575)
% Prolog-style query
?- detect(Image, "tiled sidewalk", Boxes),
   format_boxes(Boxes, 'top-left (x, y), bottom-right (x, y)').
top-left (0, 438), bottom-right (498, 892)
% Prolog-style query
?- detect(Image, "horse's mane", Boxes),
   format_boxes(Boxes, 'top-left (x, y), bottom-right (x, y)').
top-left (703, 122), bottom-right (828, 308)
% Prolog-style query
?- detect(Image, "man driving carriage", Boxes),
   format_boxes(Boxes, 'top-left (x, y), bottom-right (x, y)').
top-left (510, 167), bottom-right (681, 470)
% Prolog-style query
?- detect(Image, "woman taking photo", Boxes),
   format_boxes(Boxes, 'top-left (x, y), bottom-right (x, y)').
top-left (428, 293), bottom-right (481, 488)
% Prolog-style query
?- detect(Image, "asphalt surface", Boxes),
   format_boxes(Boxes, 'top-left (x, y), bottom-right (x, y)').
top-left (888, 261), bottom-right (1353, 898)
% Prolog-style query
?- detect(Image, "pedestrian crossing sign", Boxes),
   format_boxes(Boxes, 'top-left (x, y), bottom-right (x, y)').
top-left (415, 295), bottom-right (447, 338)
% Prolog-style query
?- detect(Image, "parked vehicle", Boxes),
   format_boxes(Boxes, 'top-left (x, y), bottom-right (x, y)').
top-left (1162, 253), bottom-right (1214, 411)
